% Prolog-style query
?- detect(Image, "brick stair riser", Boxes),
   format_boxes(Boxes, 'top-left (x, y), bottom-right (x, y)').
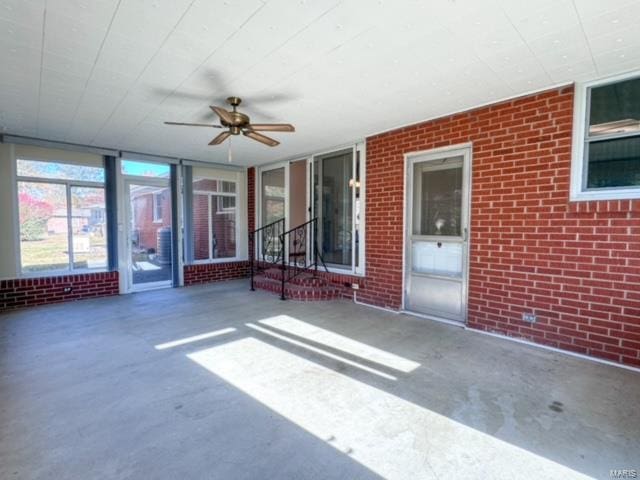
top-left (260, 270), bottom-right (326, 287)
top-left (252, 277), bottom-right (340, 301)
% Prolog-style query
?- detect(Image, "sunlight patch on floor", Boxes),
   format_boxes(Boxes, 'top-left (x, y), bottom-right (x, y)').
top-left (154, 327), bottom-right (236, 350)
top-left (257, 315), bottom-right (420, 373)
top-left (133, 261), bottom-right (162, 271)
top-left (187, 337), bottom-right (592, 480)
top-left (246, 323), bottom-right (397, 380)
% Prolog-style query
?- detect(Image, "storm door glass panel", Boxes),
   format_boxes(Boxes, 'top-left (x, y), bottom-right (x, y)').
top-left (411, 242), bottom-right (462, 277)
top-left (18, 181), bottom-right (69, 273)
top-left (261, 167), bottom-right (285, 259)
top-left (317, 151), bottom-right (353, 266)
top-left (71, 187), bottom-right (107, 269)
top-left (261, 168), bottom-right (285, 224)
top-left (129, 184), bottom-right (172, 286)
top-left (413, 162), bottom-right (462, 236)
top-left (411, 158), bottom-right (463, 278)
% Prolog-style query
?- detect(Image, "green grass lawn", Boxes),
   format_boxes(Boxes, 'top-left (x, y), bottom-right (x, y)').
top-left (21, 233), bottom-right (107, 272)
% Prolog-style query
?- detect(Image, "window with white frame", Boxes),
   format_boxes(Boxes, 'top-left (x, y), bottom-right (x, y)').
top-left (192, 178), bottom-right (237, 261)
top-left (152, 192), bottom-right (164, 223)
top-left (572, 73), bottom-right (640, 199)
top-left (16, 158), bottom-right (107, 274)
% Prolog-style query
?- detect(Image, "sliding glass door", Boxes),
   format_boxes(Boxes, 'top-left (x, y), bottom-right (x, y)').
top-left (313, 149), bottom-right (354, 268)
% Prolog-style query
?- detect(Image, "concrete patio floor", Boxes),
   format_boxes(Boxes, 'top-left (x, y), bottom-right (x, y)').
top-left (0, 279), bottom-right (638, 479)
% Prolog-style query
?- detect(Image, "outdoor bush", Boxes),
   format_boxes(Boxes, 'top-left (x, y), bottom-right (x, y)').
top-left (20, 218), bottom-right (48, 241)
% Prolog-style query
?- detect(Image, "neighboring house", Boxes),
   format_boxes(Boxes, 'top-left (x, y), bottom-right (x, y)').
top-left (130, 186), bottom-right (171, 252)
top-left (46, 206), bottom-right (106, 235)
top-left (47, 208), bottom-right (89, 234)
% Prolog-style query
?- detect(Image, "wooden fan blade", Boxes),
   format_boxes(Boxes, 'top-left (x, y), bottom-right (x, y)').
top-left (210, 106), bottom-right (234, 124)
top-left (164, 121), bottom-right (222, 128)
top-left (243, 130), bottom-right (279, 147)
top-left (247, 123), bottom-right (295, 132)
top-left (209, 131), bottom-right (231, 145)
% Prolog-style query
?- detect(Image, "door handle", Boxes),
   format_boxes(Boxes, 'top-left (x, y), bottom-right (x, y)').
top-left (463, 228), bottom-right (468, 242)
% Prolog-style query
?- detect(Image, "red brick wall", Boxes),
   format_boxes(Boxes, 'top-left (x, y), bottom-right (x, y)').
top-left (318, 270), bottom-right (366, 300)
top-left (183, 261), bottom-right (249, 286)
top-left (248, 167), bottom-right (256, 259)
top-left (0, 272), bottom-right (119, 311)
top-left (193, 192), bottom-right (210, 260)
top-left (363, 85), bottom-right (640, 367)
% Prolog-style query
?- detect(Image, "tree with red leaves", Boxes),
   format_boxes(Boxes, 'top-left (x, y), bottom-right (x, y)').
top-left (19, 193), bottom-right (54, 241)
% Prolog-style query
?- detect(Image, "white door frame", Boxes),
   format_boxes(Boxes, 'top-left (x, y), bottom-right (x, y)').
top-left (123, 177), bottom-right (172, 293)
top-left (310, 145), bottom-right (360, 273)
top-left (402, 143), bottom-right (472, 323)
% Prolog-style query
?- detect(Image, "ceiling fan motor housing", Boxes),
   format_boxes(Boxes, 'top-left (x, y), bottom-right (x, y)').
top-left (165, 95), bottom-right (293, 147)
top-left (221, 110), bottom-right (250, 134)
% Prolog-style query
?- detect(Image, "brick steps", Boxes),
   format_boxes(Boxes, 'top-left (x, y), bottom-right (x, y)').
top-left (252, 268), bottom-right (341, 301)
top-left (261, 268), bottom-right (326, 287)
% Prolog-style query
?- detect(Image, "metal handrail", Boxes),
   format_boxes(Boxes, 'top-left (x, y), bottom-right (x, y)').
top-left (249, 218), bottom-right (285, 291)
top-left (278, 217), bottom-right (328, 300)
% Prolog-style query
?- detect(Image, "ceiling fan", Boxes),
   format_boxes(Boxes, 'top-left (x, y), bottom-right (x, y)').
top-left (164, 96), bottom-right (294, 147)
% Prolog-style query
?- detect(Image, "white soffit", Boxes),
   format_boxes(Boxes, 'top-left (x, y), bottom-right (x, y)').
top-left (0, 0), bottom-right (639, 166)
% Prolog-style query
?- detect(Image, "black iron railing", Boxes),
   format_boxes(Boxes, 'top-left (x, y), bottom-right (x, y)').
top-left (279, 217), bottom-right (328, 300)
top-left (249, 218), bottom-right (285, 291)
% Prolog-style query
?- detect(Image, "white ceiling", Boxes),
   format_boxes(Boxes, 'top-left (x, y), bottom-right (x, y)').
top-left (1, 0), bottom-right (639, 167)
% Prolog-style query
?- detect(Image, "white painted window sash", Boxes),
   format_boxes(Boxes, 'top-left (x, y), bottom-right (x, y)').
top-left (570, 70), bottom-right (640, 201)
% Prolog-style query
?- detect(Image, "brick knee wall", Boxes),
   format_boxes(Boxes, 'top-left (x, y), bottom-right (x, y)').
top-left (362, 85), bottom-right (640, 367)
top-left (0, 272), bottom-right (119, 311)
top-left (183, 261), bottom-right (249, 286)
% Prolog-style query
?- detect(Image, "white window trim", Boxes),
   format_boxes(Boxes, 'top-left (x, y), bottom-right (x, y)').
top-left (570, 70), bottom-right (640, 201)
top-left (192, 184), bottom-right (241, 264)
top-left (152, 192), bottom-right (163, 223)
top-left (217, 193), bottom-right (236, 213)
top-left (15, 161), bottom-right (107, 277)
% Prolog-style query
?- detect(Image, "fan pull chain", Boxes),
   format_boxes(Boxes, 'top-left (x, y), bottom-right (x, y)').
top-left (228, 136), bottom-right (232, 163)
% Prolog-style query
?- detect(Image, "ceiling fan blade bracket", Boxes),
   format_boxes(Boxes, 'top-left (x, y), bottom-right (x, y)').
top-left (211, 106), bottom-right (234, 125)
top-left (209, 131), bottom-right (231, 145)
